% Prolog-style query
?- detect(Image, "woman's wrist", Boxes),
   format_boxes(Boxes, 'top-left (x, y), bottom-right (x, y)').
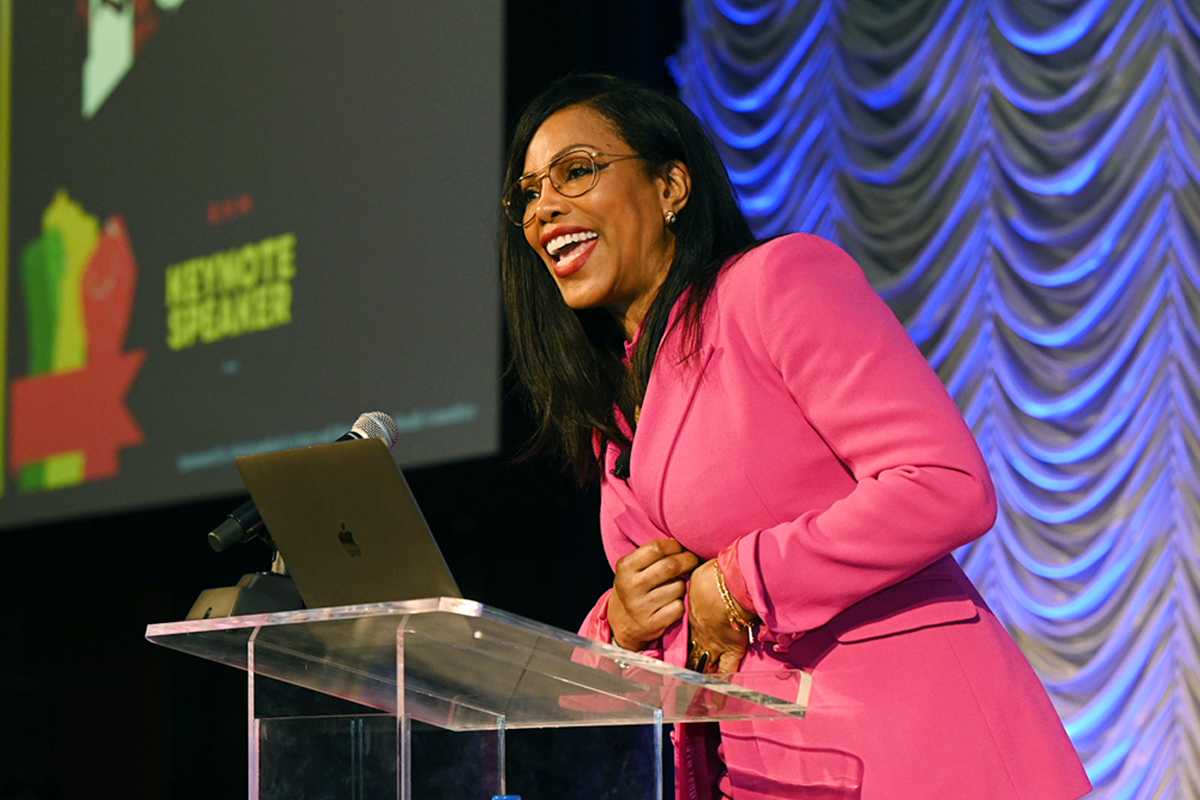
top-left (713, 560), bottom-right (757, 643)
top-left (716, 543), bottom-right (758, 621)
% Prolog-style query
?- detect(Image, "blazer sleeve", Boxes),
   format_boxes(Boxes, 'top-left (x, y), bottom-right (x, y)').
top-left (731, 234), bottom-right (997, 635)
top-left (578, 589), bottom-right (618, 643)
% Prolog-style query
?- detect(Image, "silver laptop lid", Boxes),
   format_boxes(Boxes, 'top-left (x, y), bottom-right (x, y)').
top-left (235, 438), bottom-right (461, 608)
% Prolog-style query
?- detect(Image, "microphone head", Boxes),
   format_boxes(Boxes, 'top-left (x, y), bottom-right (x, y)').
top-left (351, 411), bottom-right (401, 448)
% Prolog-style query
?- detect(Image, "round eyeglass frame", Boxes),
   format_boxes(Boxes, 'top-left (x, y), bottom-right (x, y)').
top-left (502, 148), bottom-right (643, 227)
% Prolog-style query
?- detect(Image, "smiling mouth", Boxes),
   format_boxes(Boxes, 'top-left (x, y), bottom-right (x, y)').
top-left (552, 237), bottom-right (598, 277)
top-left (546, 230), bottom-right (599, 262)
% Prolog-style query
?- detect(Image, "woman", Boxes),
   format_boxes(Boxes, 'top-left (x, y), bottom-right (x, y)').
top-left (500, 73), bottom-right (1091, 800)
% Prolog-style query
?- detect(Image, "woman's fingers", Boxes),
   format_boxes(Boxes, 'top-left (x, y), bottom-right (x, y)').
top-left (618, 582), bottom-right (687, 643)
top-left (648, 598), bottom-right (686, 630)
top-left (615, 543), bottom-right (696, 604)
top-left (648, 575), bottom-right (686, 599)
top-left (688, 632), bottom-right (745, 674)
top-left (611, 540), bottom-right (703, 648)
top-left (638, 551), bottom-right (701, 590)
top-left (685, 562), bottom-right (750, 674)
top-left (643, 577), bottom-right (687, 610)
top-left (687, 636), bottom-right (719, 672)
top-left (614, 583), bottom-right (688, 646)
top-left (716, 648), bottom-right (744, 675)
top-left (616, 538), bottom-right (685, 574)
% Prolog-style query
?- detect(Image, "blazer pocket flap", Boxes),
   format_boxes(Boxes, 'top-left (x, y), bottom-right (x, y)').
top-left (833, 578), bottom-right (980, 643)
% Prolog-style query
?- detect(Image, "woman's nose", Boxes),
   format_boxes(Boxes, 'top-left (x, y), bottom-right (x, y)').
top-left (533, 178), bottom-right (570, 221)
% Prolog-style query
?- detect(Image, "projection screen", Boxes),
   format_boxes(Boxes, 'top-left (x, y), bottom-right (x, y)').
top-left (1, 1), bottom-right (503, 527)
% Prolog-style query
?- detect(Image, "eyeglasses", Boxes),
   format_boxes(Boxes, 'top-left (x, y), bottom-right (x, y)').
top-left (502, 148), bottom-right (643, 227)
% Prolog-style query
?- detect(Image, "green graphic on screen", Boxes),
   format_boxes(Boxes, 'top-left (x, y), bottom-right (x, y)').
top-left (12, 190), bottom-right (145, 493)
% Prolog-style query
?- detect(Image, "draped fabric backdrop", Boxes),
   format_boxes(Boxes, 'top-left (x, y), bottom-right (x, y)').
top-left (674, 1), bottom-right (1200, 796)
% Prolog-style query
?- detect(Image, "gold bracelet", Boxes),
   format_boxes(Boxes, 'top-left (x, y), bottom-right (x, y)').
top-left (714, 563), bottom-right (756, 645)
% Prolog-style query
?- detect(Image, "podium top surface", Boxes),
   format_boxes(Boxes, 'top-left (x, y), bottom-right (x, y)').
top-left (146, 597), bottom-right (809, 731)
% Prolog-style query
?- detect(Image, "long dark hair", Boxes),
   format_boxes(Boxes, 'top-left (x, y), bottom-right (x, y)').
top-left (501, 74), bottom-right (755, 484)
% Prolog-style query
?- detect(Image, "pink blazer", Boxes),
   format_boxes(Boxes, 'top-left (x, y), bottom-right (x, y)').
top-left (578, 234), bottom-right (1091, 799)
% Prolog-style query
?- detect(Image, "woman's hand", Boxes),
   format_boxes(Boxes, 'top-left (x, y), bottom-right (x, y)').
top-left (687, 559), bottom-right (755, 673)
top-left (609, 538), bottom-right (701, 651)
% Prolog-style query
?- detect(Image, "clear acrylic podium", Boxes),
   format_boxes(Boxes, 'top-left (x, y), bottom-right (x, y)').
top-left (146, 597), bottom-right (810, 799)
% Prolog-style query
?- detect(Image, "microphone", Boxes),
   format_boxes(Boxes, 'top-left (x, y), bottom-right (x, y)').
top-left (206, 411), bottom-right (401, 552)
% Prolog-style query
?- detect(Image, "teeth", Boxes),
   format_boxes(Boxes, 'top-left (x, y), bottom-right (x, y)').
top-left (557, 237), bottom-right (596, 269)
top-left (546, 230), bottom-right (598, 256)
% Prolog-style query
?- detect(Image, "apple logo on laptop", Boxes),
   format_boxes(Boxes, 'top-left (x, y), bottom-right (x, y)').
top-left (337, 522), bottom-right (362, 557)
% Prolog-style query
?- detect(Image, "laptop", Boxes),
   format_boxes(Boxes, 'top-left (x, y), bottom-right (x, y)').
top-left (234, 437), bottom-right (462, 609)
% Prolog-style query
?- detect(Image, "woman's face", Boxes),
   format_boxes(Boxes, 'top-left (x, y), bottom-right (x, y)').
top-left (520, 104), bottom-right (686, 337)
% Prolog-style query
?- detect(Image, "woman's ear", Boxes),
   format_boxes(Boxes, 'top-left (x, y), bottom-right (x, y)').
top-left (659, 160), bottom-right (692, 216)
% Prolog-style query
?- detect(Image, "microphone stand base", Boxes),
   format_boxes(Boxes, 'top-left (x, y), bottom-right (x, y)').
top-left (185, 572), bottom-right (304, 620)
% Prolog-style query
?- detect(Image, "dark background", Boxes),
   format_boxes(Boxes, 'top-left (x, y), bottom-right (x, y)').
top-left (0, 2), bottom-right (682, 798)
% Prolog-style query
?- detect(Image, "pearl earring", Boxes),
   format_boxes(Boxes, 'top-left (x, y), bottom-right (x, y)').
top-left (664, 210), bottom-right (678, 225)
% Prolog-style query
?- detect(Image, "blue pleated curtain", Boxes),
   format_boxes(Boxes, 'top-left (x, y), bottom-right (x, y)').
top-left (674, 1), bottom-right (1200, 796)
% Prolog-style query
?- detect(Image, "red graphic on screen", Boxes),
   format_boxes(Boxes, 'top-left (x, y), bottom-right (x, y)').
top-left (75, 0), bottom-right (161, 54)
top-left (10, 216), bottom-right (146, 481)
top-left (207, 193), bottom-right (255, 226)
